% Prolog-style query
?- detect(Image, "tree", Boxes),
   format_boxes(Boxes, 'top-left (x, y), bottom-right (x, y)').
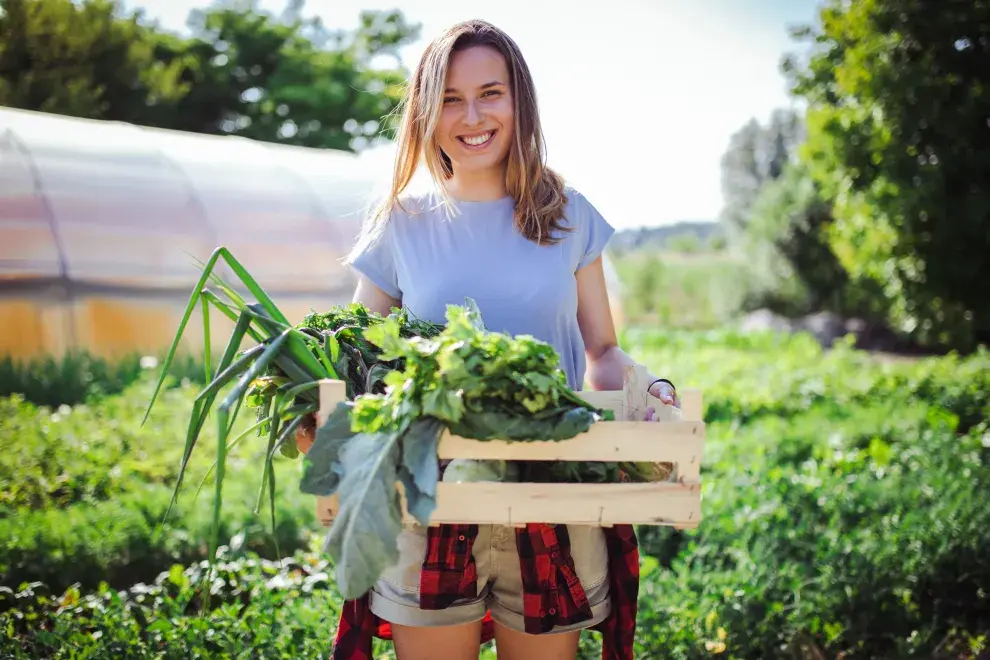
top-left (0, 0), bottom-right (188, 123)
top-left (743, 161), bottom-right (885, 318)
top-left (718, 108), bottom-right (804, 233)
top-left (164, 0), bottom-right (419, 150)
top-left (0, 0), bottom-right (419, 152)
top-left (784, 0), bottom-right (990, 349)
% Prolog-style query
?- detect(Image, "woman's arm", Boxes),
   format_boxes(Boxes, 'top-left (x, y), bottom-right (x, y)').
top-left (296, 276), bottom-right (401, 454)
top-left (352, 274), bottom-right (402, 315)
top-left (576, 256), bottom-right (678, 410)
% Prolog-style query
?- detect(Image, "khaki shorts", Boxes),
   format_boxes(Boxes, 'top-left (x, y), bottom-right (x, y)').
top-left (368, 523), bottom-right (611, 633)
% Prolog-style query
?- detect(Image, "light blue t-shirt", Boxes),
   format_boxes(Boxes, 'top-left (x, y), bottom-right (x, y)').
top-left (348, 187), bottom-right (615, 391)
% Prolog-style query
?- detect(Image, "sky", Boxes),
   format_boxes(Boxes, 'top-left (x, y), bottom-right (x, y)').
top-left (123, 0), bottom-right (823, 229)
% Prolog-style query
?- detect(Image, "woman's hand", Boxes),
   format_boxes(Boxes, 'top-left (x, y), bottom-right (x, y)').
top-left (644, 380), bottom-right (679, 422)
top-left (295, 412), bottom-right (316, 455)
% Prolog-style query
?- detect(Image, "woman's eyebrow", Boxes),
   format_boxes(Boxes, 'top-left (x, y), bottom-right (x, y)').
top-left (444, 80), bottom-right (505, 93)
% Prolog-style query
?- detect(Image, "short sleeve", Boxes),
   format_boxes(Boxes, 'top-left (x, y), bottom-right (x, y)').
top-left (347, 218), bottom-right (402, 299)
top-left (575, 192), bottom-right (616, 271)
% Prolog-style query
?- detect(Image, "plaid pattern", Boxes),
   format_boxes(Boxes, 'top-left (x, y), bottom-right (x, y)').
top-left (331, 523), bottom-right (639, 660)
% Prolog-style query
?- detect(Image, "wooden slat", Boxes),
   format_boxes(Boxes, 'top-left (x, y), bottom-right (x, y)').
top-left (317, 379), bottom-right (346, 425)
top-left (577, 390), bottom-right (624, 413)
top-left (437, 421), bottom-right (704, 466)
top-left (679, 390), bottom-right (703, 422)
top-left (430, 482), bottom-right (700, 526)
top-left (316, 481), bottom-right (701, 528)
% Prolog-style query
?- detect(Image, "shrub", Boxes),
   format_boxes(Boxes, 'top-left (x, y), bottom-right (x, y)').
top-left (0, 377), bottom-right (318, 594)
top-left (0, 350), bottom-right (206, 408)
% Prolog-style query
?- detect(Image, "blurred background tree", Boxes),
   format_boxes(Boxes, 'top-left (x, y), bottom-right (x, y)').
top-left (0, 0), bottom-right (189, 122)
top-left (706, 0), bottom-right (990, 353)
top-left (718, 108), bottom-right (804, 235)
top-left (783, 0), bottom-right (990, 350)
top-left (0, 0), bottom-right (418, 151)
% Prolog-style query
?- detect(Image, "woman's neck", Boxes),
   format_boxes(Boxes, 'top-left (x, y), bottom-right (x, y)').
top-left (444, 166), bottom-right (508, 202)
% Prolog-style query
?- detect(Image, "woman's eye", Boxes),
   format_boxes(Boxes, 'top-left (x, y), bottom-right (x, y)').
top-left (443, 97), bottom-right (459, 104)
top-left (483, 90), bottom-right (501, 98)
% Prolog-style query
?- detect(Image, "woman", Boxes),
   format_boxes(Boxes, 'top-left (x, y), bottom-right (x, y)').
top-left (298, 18), bottom-right (679, 660)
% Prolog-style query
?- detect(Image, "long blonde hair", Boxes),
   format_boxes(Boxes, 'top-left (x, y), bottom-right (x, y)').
top-left (349, 19), bottom-right (570, 260)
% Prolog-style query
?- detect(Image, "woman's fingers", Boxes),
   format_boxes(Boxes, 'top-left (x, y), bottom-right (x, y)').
top-left (650, 383), bottom-right (681, 409)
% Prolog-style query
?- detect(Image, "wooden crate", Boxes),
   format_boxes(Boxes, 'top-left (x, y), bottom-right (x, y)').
top-left (313, 366), bottom-right (705, 529)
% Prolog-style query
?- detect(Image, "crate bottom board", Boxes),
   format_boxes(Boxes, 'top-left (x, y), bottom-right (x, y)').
top-left (316, 481), bottom-right (701, 528)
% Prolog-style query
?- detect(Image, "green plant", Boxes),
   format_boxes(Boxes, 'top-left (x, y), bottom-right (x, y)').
top-left (0, 377), bottom-right (317, 594)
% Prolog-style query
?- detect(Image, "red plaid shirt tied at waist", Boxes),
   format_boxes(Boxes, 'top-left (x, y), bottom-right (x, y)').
top-left (331, 522), bottom-right (640, 660)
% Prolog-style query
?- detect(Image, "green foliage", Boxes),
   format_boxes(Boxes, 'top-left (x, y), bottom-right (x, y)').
top-left (632, 407), bottom-right (990, 658)
top-left (0, 0), bottom-right (188, 121)
top-left (3, 331), bottom-right (989, 657)
top-left (353, 302), bottom-right (601, 437)
top-left (1, 549), bottom-right (350, 658)
top-left (624, 330), bottom-right (990, 658)
top-left (741, 161), bottom-right (885, 319)
top-left (0, 546), bottom-right (496, 659)
top-left (0, 350), bottom-right (206, 408)
top-left (292, 302), bottom-right (445, 400)
top-left (0, 0), bottom-right (418, 151)
top-left (612, 250), bottom-right (754, 329)
top-left (163, 1), bottom-right (419, 149)
top-left (0, 378), bottom-right (317, 594)
top-left (718, 109), bottom-right (804, 234)
top-left (626, 327), bottom-right (990, 432)
top-left (784, 0), bottom-right (990, 350)
top-left (666, 233), bottom-right (702, 254)
top-left (0, 351), bottom-right (141, 408)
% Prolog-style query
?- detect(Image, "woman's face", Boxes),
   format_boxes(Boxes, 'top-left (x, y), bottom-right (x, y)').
top-left (435, 45), bottom-right (515, 177)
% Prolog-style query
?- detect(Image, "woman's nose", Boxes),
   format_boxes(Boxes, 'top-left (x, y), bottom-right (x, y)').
top-left (464, 100), bottom-right (482, 125)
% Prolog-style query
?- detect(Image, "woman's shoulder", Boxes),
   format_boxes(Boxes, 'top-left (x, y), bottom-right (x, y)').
top-left (559, 184), bottom-right (611, 231)
top-left (557, 183), bottom-right (615, 267)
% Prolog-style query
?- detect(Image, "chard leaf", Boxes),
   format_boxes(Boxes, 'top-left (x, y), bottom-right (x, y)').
top-left (299, 403), bottom-right (355, 496)
top-left (448, 407), bottom-right (597, 441)
top-left (399, 417), bottom-right (443, 525)
top-left (399, 470), bottom-right (434, 525)
top-left (323, 430), bottom-right (403, 600)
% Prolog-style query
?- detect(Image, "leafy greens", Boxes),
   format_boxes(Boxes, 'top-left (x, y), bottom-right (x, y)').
top-left (299, 299), bottom-right (610, 599)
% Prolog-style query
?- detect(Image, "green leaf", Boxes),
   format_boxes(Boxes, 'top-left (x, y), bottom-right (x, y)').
top-left (421, 386), bottom-right (464, 423)
top-left (164, 312), bottom-right (252, 523)
top-left (447, 407), bottom-right (597, 442)
top-left (142, 247), bottom-right (226, 426)
top-left (299, 403), bottom-right (357, 497)
top-left (323, 430), bottom-right (403, 600)
top-left (398, 417), bottom-right (443, 525)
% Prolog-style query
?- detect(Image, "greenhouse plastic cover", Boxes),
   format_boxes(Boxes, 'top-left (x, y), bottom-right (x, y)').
top-left (0, 106), bottom-right (385, 292)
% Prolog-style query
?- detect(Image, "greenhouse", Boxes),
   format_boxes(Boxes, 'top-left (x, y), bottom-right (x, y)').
top-left (0, 107), bottom-right (623, 360)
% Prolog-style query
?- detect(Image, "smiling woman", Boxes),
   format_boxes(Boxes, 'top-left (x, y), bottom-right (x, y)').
top-left (300, 18), bottom-right (678, 660)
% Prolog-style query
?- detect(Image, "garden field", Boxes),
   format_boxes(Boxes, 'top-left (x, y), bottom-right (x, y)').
top-left (1, 328), bottom-right (988, 659)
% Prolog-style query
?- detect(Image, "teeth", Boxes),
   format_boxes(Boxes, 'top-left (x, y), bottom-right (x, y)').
top-left (462, 132), bottom-right (492, 146)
